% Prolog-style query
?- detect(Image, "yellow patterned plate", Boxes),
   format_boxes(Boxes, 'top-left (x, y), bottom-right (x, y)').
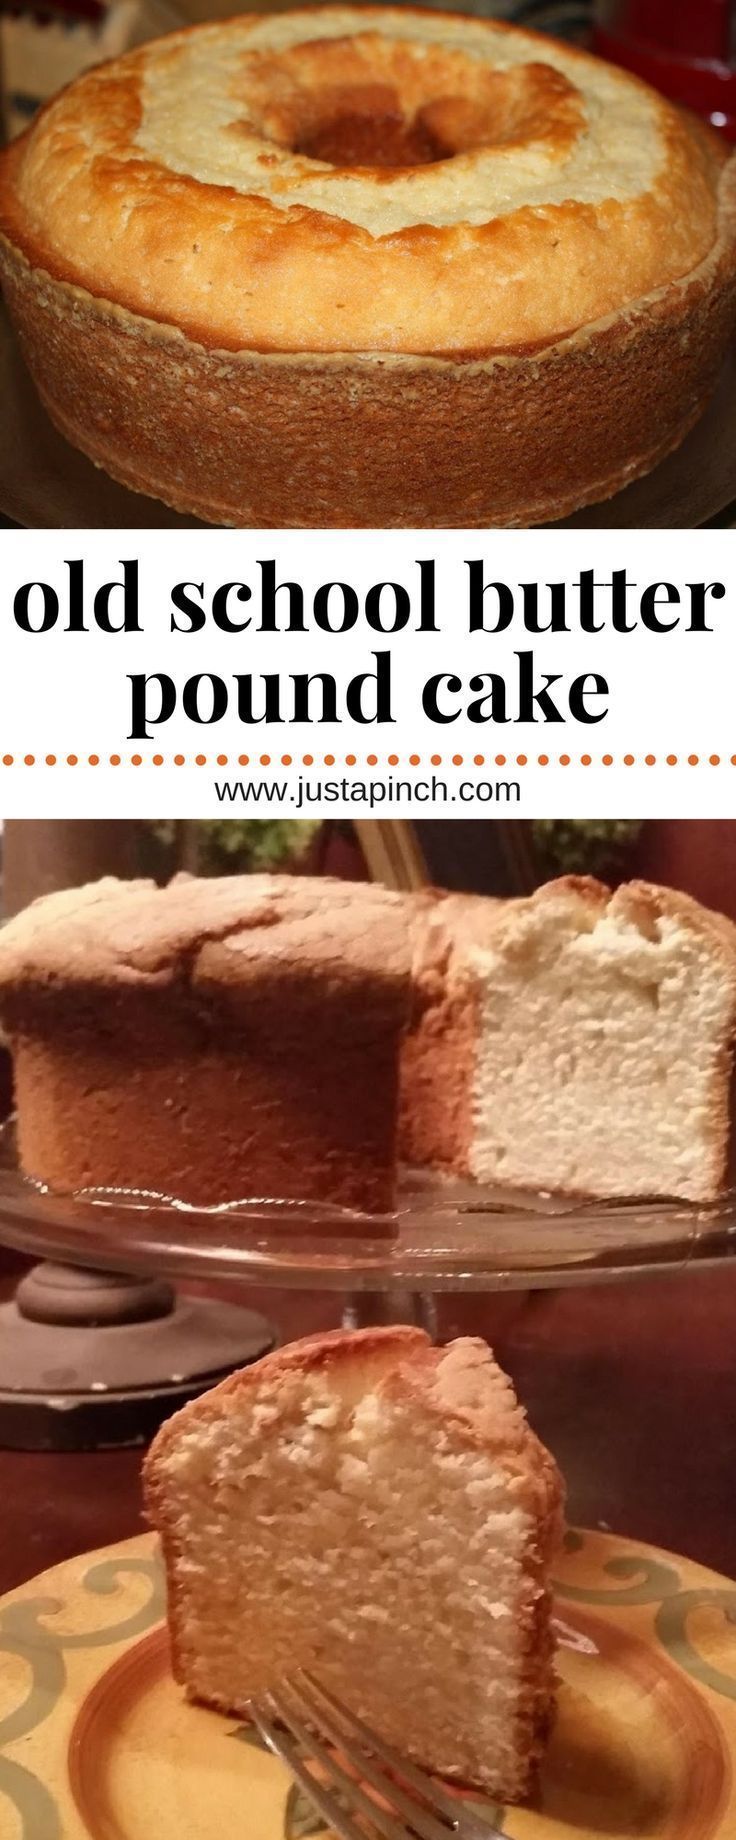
top-left (1, 1527), bottom-right (735, 1840)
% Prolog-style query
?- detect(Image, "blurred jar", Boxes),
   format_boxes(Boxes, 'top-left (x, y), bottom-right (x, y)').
top-left (593, 0), bottom-right (736, 138)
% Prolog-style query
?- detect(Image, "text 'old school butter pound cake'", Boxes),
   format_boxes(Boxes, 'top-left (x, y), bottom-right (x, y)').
top-left (401, 876), bottom-right (736, 1203)
top-left (0, 874), bottom-right (411, 1213)
top-left (1, 6), bottom-right (736, 527)
top-left (143, 1327), bottom-right (564, 1800)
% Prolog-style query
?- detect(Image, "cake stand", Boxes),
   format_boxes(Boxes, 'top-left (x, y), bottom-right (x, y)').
top-left (0, 1123), bottom-right (281, 1450)
top-left (1, 1119), bottom-right (734, 1450)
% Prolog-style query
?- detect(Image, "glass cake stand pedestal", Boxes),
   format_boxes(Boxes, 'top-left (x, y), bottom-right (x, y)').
top-left (0, 1120), bottom-right (734, 1448)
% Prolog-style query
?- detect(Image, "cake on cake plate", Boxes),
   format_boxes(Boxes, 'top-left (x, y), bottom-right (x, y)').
top-left (144, 1325), bottom-right (565, 1802)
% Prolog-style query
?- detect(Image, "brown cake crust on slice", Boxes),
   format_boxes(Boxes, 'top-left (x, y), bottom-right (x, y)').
top-left (0, 874), bottom-right (411, 1214)
top-left (144, 1326), bottom-right (564, 1800)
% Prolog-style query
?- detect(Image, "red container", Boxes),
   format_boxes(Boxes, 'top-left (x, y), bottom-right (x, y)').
top-left (593, 1), bottom-right (736, 139)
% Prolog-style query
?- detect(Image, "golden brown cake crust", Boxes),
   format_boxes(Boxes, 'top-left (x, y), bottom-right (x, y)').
top-left (0, 872), bottom-right (409, 1005)
top-left (144, 1328), bottom-right (564, 1796)
top-left (0, 875), bottom-right (412, 1213)
top-left (146, 1326), bottom-right (429, 1452)
top-left (0, 7), bottom-right (727, 357)
top-left (1, 7), bottom-right (736, 525)
top-left (511, 872), bottom-right (736, 974)
top-left (1, 189), bottom-right (736, 526)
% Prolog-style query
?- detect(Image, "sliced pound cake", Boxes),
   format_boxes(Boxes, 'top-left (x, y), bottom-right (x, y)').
top-left (402, 877), bottom-right (736, 1203)
top-left (144, 1327), bottom-right (564, 1800)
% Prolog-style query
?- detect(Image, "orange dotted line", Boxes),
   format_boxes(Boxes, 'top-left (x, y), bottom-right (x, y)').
top-left (0, 753), bottom-right (729, 767)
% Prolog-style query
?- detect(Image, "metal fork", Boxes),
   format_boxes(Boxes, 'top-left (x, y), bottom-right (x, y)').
top-left (248, 1671), bottom-right (506, 1839)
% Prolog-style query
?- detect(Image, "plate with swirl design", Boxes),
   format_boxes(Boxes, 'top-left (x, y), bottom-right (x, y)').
top-left (0, 1527), bottom-right (734, 1840)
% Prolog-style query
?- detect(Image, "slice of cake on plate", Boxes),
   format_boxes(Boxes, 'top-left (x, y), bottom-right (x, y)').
top-left (144, 1326), bottom-right (564, 1800)
top-left (402, 877), bottom-right (736, 1203)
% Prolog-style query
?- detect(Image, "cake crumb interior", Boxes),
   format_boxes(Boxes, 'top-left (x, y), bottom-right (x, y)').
top-left (472, 896), bottom-right (732, 1199)
top-left (160, 1349), bottom-right (534, 1792)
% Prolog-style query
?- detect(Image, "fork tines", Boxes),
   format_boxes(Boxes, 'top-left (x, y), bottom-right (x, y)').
top-left (247, 1671), bottom-right (502, 1840)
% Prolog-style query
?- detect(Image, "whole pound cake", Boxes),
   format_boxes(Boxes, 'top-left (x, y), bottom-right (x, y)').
top-left (1, 6), bottom-right (735, 526)
top-left (144, 1327), bottom-right (564, 1800)
top-left (0, 874), bottom-right (411, 1212)
top-left (402, 876), bottom-right (736, 1203)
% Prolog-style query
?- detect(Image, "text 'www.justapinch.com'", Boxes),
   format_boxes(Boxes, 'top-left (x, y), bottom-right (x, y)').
top-left (214, 773), bottom-right (522, 809)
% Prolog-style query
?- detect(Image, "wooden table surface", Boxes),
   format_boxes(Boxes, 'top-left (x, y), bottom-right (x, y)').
top-left (2, 1260), bottom-right (735, 1597)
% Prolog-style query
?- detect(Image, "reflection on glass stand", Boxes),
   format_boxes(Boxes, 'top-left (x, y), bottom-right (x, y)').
top-left (0, 1120), bottom-right (734, 1447)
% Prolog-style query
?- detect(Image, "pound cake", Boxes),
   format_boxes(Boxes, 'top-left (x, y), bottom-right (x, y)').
top-left (144, 1326), bottom-right (564, 1799)
top-left (1, 866), bottom-right (734, 1211)
top-left (1, 6), bottom-right (736, 526)
top-left (0, 874), bottom-right (411, 1212)
top-left (402, 876), bottom-right (736, 1203)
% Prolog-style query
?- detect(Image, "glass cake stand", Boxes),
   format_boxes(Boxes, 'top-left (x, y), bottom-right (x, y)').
top-left (1, 1121), bottom-right (735, 1293)
top-left (1, 1119), bottom-right (734, 1448)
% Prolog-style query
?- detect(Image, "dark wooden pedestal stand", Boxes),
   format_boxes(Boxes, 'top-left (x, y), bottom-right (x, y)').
top-left (0, 1259), bottom-right (275, 1450)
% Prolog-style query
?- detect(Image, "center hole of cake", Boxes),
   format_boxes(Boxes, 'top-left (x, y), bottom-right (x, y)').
top-left (293, 84), bottom-right (445, 168)
top-left (238, 38), bottom-right (583, 173)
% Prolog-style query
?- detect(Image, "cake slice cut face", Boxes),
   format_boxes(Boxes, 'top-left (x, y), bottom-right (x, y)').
top-left (144, 1327), bottom-right (563, 1800)
top-left (404, 878), bottom-right (736, 1203)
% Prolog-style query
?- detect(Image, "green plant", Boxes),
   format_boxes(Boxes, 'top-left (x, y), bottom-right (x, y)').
top-left (145, 820), bottom-right (320, 879)
top-left (197, 820), bottom-right (319, 873)
top-left (532, 819), bottom-right (642, 882)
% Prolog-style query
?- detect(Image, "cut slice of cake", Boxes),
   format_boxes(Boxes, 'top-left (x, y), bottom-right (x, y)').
top-left (402, 876), bottom-right (736, 1203)
top-left (144, 1326), bottom-right (564, 1800)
